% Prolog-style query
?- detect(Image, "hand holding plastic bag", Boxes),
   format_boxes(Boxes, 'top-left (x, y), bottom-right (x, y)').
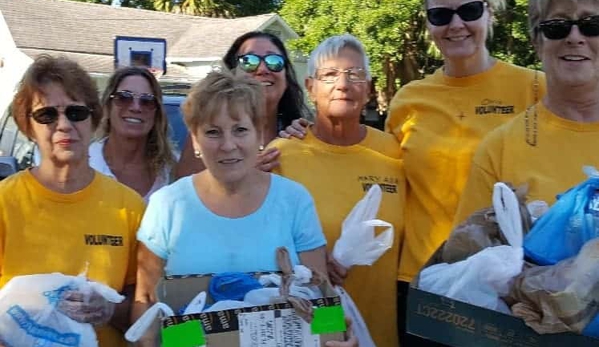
top-left (0, 273), bottom-right (124, 347)
top-left (419, 183), bottom-right (525, 313)
top-left (332, 184), bottom-right (394, 269)
top-left (329, 185), bottom-right (393, 347)
top-left (57, 290), bottom-right (115, 325)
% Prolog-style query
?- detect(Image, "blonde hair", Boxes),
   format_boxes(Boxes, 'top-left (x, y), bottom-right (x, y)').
top-left (100, 67), bottom-right (175, 178)
top-left (182, 70), bottom-right (265, 136)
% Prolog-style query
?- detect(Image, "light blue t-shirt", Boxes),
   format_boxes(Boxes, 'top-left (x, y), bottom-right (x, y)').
top-left (137, 174), bottom-right (326, 275)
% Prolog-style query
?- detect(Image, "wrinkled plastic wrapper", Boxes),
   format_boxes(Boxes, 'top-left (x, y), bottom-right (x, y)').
top-left (507, 238), bottom-right (599, 335)
top-left (332, 184), bottom-right (394, 269)
top-left (419, 183), bottom-right (525, 313)
top-left (331, 184), bottom-right (394, 347)
top-left (0, 273), bottom-right (124, 347)
top-left (524, 166), bottom-right (599, 266)
top-left (442, 184), bottom-right (532, 264)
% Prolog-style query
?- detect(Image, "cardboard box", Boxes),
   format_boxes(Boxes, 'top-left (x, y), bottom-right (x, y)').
top-left (407, 245), bottom-right (599, 347)
top-left (157, 274), bottom-right (345, 346)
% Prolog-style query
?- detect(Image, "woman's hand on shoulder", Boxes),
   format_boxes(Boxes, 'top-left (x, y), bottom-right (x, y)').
top-left (256, 147), bottom-right (280, 172)
top-left (278, 118), bottom-right (312, 139)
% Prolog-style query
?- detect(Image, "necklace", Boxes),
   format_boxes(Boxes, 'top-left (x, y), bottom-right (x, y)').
top-left (525, 71), bottom-right (540, 147)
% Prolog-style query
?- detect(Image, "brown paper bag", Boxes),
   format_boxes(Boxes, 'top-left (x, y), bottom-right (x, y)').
top-left (442, 184), bottom-right (532, 264)
top-left (507, 239), bottom-right (599, 334)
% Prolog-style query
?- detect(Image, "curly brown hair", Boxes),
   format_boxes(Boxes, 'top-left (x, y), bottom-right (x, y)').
top-left (182, 70), bottom-right (265, 137)
top-left (99, 66), bottom-right (176, 178)
top-left (12, 54), bottom-right (102, 139)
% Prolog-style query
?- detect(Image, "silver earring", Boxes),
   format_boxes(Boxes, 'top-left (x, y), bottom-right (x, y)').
top-left (258, 145), bottom-right (265, 152)
top-left (194, 150), bottom-right (202, 159)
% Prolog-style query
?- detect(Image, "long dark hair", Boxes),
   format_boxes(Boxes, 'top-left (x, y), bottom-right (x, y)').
top-left (223, 31), bottom-right (309, 129)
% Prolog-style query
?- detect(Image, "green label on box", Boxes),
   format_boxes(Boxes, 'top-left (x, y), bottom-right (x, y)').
top-left (311, 305), bottom-right (347, 335)
top-left (162, 320), bottom-right (206, 347)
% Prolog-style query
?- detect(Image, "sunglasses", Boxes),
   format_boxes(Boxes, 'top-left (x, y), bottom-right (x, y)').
top-left (29, 105), bottom-right (92, 125)
top-left (110, 91), bottom-right (157, 111)
top-left (538, 15), bottom-right (599, 40)
top-left (427, 1), bottom-right (485, 26)
top-left (237, 54), bottom-right (285, 73)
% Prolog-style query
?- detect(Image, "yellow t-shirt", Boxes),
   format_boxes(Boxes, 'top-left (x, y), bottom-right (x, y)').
top-left (386, 60), bottom-right (546, 282)
top-left (270, 126), bottom-right (405, 347)
top-left (454, 102), bottom-right (599, 224)
top-left (0, 170), bottom-right (145, 347)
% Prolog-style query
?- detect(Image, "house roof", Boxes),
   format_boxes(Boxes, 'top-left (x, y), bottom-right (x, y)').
top-left (0, 0), bottom-right (296, 77)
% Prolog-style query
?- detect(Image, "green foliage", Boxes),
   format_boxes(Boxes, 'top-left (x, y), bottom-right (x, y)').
top-left (490, 0), bottom-right (540, 69)
top-left (279, 0), bottom-right (435, 107)
top-left (279, 0), bottom-right (538, 107)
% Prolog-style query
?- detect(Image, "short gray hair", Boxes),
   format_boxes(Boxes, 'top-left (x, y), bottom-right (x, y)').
top-left (307, 34), bottom-right (372, 80)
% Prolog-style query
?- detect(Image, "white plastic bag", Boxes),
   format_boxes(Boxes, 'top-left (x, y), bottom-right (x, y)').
top-left (330, 185), bottom-right (393, 347)
top-left (125, 302), bottom-right (174, 343)
top-left (336, 287), bottom-right (376, 347)
top-left (0, 273), bottom-right (124, 347)
top-left (419, 183), bottom-right (525, 313)
top-left (332, 184), bottom-right (394, 268)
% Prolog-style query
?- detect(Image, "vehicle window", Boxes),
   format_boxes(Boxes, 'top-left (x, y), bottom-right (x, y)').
top-left (164, 103), bottom-right (188, 154)
top-left (0, 112), bottom-right (34, 169)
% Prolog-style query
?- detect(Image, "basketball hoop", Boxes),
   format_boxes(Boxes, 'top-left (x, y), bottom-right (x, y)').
top-left (114, 36), bottom-right (167, 79)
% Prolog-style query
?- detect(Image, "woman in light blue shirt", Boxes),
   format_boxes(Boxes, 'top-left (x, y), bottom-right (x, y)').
top-left (131, 70), bottom-right (343, 345)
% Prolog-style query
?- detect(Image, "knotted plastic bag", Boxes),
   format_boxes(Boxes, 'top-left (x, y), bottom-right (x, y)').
top-left (442, 184), bottom-right (531, 264)
top-left (524, 166), bottom-right (599, 266)
top-left (419, 183), bottom-right (525, 313)
top-left (331, 184), bottom-right (394, 347)
top-left (332, 184), bottom-right (394, 269)
top-left (0, 273), bottom-right (124, 347)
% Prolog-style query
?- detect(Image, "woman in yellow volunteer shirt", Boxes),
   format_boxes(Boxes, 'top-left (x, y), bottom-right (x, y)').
top-left (270, 34), bottom-right (405, 347)
top-left (455, 0), bottom-right (599, 223)
top-left (383, 1), bottom-right (547, 344)
top-left (0, 55), bottom-right (145, 346)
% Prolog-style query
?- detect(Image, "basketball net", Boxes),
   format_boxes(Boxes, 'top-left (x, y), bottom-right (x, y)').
top-left (148, 67), bottom-right (164, 80)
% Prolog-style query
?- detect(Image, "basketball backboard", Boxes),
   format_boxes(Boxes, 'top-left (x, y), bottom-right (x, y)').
top-left (114, 36), bottom-right (166, 77)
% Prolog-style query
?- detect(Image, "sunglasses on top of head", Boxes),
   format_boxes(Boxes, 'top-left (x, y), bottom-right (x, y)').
top-left (110, 91), bottom-right (157, 111)
top-left (237, 54), bottom-right (286, 73)
top-left (29, 105), bottom-right (92, 125)
top-left (538, 15), bottom-right (599, 40)
top-left (426, 1), bottom-right (486, 27)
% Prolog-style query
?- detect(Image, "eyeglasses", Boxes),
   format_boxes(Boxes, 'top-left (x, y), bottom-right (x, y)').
top-left (110, 91), bottom-right (157, 111)
top-left (237, 54), bottom-right (286, 73)
top-left (29, 105), bottom-right (92, 125)
top-left (426, 1), bottom-right (485, 26)
top-left (538, 15), bottom-right (599, 40)
top-left (314, 68), bottom-right (368, 84)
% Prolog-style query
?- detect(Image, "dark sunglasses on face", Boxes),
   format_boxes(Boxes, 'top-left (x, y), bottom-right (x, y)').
top-left (426, 1), bottom-right (485, 27)
top-left (110, 91), bottom-right (157, 111)
top-left (29, 105), bottom-right (92, 125)
top-left (237, 54), bottom-right (286, 73)
top-left (538, 15), bottom-right (599, 40)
